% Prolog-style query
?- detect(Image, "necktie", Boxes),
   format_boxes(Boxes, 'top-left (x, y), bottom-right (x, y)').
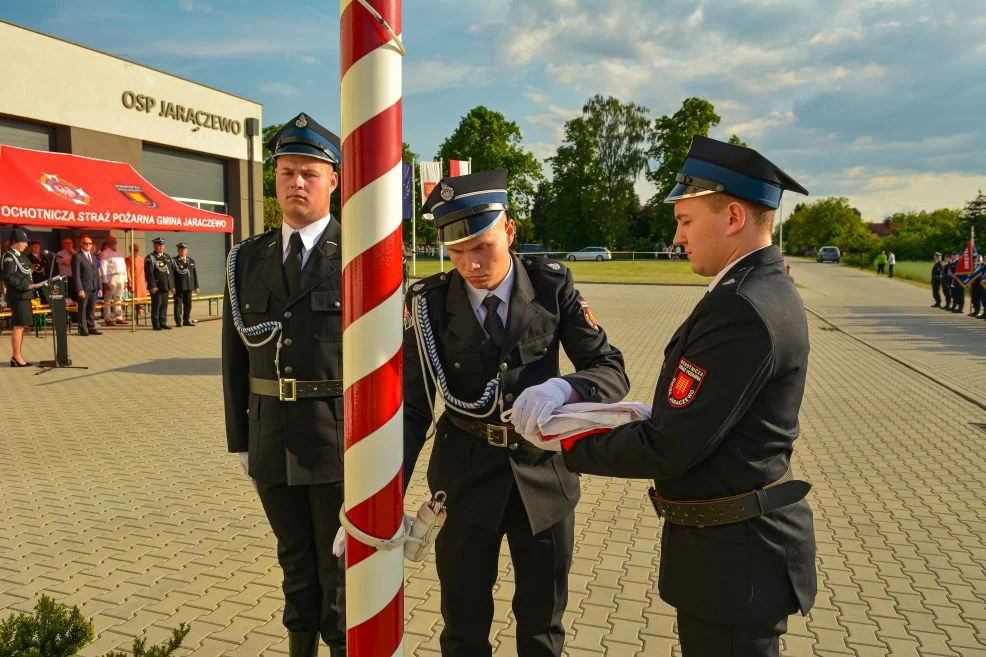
top-left (482, 294), bottom-right (505, 347)
top-left (86, 252), bottom-right (91, 264)
top-left (284, 232), bottom-right (304, 294)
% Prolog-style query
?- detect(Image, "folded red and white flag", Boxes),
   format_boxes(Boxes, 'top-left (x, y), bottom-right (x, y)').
top-left (531, 401), bottom-right (651, 450)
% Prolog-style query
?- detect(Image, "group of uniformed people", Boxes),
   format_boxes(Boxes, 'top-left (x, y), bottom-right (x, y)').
top-left (931, 251), bottom-right (986, 317)
top-left (223, 113), bottom-right (816, 657)
top-left (144, 238), bottom-right (200, 329)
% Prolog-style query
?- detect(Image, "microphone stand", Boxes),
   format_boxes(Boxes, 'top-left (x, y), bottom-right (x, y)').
top-left (37, 251), bottom-right (87, 374)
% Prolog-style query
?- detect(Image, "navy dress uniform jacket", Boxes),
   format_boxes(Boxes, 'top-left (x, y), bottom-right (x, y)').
top-left (563, 246), bottom-right (816, 624)
top-left (222, 220), bottom-right (345, 487)
top-left (404, 255), bottom-right (630, 535)
top-left (145, 252), bottom-right (175, 291)
top-left (173, 256), bottom-right (199, 292)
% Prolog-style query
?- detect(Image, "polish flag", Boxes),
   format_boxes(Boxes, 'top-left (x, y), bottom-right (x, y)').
top-left (449, 160), bottom-right (471, 176)
top-left (418, 161), bottom-right (441, 200)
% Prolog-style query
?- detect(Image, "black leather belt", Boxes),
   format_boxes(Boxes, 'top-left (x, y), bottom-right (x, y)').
top-left (446, 414), bottom-right (523, 448)
top-left (249, 376), bottom-right (343, 402)
top-left (648, 469), bottom-right (810, 528)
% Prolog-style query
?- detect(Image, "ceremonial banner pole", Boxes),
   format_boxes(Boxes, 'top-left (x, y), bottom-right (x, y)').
top-left (340, 1), bottom-right (405, 655)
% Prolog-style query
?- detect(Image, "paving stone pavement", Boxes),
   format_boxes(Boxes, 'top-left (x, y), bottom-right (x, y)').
top-left (1, 272), bottom-right (985, 656)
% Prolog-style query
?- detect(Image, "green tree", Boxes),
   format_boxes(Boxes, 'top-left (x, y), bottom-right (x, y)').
top-left (436, 106), bottom-right (543, 219)
top-left (545, 117), bottom-right (607, 249)
top-left (782, 197), bottom-right (873, 255)
top-left (882, 209), bottom-right (965, 260)
top-left (529, 180), bottom-right (554, 246)
top-left (645, 98), bottom-right (722, 242)
top-left (961, 189), bottom-right (986, 242)
top-left (582, 95), bottom-right (651, 249)
top-left (728, 134), bottom-right (747, 147)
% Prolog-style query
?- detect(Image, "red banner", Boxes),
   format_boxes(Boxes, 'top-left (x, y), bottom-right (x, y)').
top-left (957, 238), bottom-right (975, 275)
top-left (0, 146), bottom-right (232, 233)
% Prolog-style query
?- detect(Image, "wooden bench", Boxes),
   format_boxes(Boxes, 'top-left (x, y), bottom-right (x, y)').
top-left (1, 294), bottom-right (223, 334)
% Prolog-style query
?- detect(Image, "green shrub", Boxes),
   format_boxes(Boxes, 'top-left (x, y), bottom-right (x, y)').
top-left (101, 624), bottom-right (190, 657)
top-left (0, 596), bottom-right (189, 657)
top-left (0, 595), bottom-right (95, 657)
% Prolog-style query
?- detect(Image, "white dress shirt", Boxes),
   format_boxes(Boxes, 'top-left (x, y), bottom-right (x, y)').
top-left (281, 214), bottom-right (332, 268)
top-left (465, 259), bottom-right (515, 327)
top-left (707, 245), bottom-right (772, 292)
top-left (100, 248), bottom-right (129, 283)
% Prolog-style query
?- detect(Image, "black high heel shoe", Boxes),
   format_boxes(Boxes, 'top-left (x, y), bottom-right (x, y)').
top-left (10, 359), bottom-right (31, 367)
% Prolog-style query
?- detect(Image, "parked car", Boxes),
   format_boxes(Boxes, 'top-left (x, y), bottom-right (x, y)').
top-left (565, 246), bottom-right (612, 261)
top-left (816, 246), bottom-right (841, 263)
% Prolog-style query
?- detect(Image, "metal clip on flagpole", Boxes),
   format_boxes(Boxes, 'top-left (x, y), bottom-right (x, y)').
top-left (354, 0), bottom-right (406, 56)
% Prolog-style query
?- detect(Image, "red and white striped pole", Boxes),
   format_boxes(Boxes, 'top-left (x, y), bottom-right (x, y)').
top-left (340, 0), bottom-right (404, 655)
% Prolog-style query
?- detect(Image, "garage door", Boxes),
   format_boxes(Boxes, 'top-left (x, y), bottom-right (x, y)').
top-left (0, 117), bottom-right (52, 151)
top-left (141, 145), bottom-right (228, 294)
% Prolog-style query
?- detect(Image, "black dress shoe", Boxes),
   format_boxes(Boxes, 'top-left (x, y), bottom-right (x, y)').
top-left (90, 329), bottom-right (103, 335)
top-left (161, 325), bottom-right (172, 330)
top-left (78, 331), bottom-right (89, 336)
top-left (288, 631), bottom-right (319, 657)
top-left (153, 327), bottom-right (162, 331)
top-left (9, 359), bottom-right (31, 367)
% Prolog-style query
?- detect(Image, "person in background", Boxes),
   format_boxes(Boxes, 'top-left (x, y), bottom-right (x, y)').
top-left (930, 252), bottom-right (943, 308)
top-left (874, 251), bottom-right (887, 276)
top-left (887, 251), bottom-right (896, 278)
top-left (145, 237), bottom-right (175, 330)
top-left (969, 254), bottom-right (984, 318)
top-left (71, 234), bottom-right (102, 336)
top-left (942, 254), bottom-right (954, 310)
top-left (26, 241), bottom-right (49, 303)
top-left (171, 241), bottom-right (200, 327)
top-left (3, 228), bottom-right (48, 366)
top-left (950, 253), bottom-right (965, 314)
top-left (56, 237), bottom-right (76, 298)
top-left (100, 236), bottom-right (129, 326)
top-left (126, 244), bottom-right (148, 297)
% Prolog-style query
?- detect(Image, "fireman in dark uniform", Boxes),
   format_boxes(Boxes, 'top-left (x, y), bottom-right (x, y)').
top-left (403, 169), bottom-right (629, 657)
top-left (930, 252), bottom-right (943, 308)
top-left (172, 242), bottom-right (199, 326)
top-left (520, 136), bottom-right (816, 657)
top-left (145, 237), bottom-right (175, 330)
top-left (950, 253), bottom-right (965, 313)
top-left (942, 254), bottom-right (953, 310)
top-left (222, 112), bottom-right (346, 657)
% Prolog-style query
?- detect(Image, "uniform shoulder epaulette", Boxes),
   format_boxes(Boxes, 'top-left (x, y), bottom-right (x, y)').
top-left (237, 229), bottom-right (277, 248)
top-left (407, 271), bottom-right (450, 297)
top-left (522, 257), bottom-right (567, 275)
top-left (713, 264), bottom-right (756, 293)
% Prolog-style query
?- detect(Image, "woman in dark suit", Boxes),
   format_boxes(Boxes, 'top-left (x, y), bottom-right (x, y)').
top-left (2, 228), bottom-right (46, 367)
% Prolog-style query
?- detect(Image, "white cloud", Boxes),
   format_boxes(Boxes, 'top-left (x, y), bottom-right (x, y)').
top-left (836, 171), bottom-right (984, 220)
top-left (258, 82), bottom-right (300, 96)
top-left (524, 104), bottom-right (580, 142)
top-left (299, 55), bottom-right (319, 65)
top-left (723, 111), bottom-right (795, 139)
top-left (177, 1), bottom-right (213, 13)
top-left (523, 88), bottom-right (546, 104)
top-left (405, 59), bottom-right (478, 94)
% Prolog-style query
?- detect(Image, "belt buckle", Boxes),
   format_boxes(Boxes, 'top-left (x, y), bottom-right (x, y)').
top-left (486, 424), bottom-right (509, 448)
top-left (279, 378), bottom-right (298, 402)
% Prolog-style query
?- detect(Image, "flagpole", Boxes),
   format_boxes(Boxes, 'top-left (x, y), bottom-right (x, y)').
top-left (411, 158), bottom-right (417, 277)
top-left (438, 158), bottom-right (444, 273)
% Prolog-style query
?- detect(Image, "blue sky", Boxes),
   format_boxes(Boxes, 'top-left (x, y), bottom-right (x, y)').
top-left (4, 0), bottom-right (985, 222)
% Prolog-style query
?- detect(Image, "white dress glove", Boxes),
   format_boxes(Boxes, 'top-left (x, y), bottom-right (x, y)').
top-left (237, 452), bottom-right (258, 493)
top-left (509, 378), bottom-right (573, 438)
top-left (332, 526), bottom-right (346, 557)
